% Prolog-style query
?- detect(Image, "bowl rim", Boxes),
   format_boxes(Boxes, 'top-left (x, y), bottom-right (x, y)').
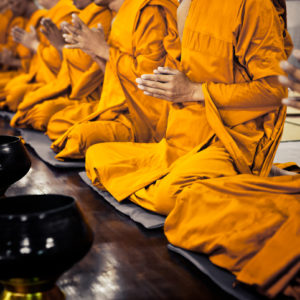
top-left (0, 135), bottom-right (21, 147)
top-left (0, 194), bottom-right (76, 218)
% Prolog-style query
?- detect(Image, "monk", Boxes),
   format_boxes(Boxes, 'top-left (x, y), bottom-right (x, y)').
top-left (85, 0), bottom-right (300, 297)
top-left (279, 49), bottom-right (300, 109)
top-left (50, 0), bottom-right (180, 158)
top-left (0, 1), bottom-right (46, 93)
top-left (0, 0), bottom-right (38, 71)
top-left (7, 0), bottom-right (113, 132)
top-left (0, 0), bottom-right (78, 112)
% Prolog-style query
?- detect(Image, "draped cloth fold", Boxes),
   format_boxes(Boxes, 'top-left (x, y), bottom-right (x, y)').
top-left (85, 0), bottom-right (300, 297)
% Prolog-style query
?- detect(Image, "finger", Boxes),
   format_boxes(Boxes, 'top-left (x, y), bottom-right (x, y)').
top-left (62, 24), bottom-right (78, 36)
top-left (40, 28), bottom-right (51, 38)
top-left (156, 66), bottom-right (179, 75)
top-left (11, 27), bottom-right (25, 34)
top-left (11, 31), bottom-right (24, 39)
top-left (136, 77), bottom-right (168, 90)
top-left (278, 75), bottom-right (300, 92)
top-left (293, 49), bottom-right (300, 61)
top-left (60, 21), bottom-right (70, 33)
top-left (97, 23), bottom-right (104, 33)
top-left (64, 43), bottom-right (82, 49)
top-left (280, 61), bottom-right (300, 82)
top-left (72, 13), bottom-right (85, 30)
top-left (63, 34), bottom-right (78, 44)
top-left (282, 97), bottom-right (300, 109)
top-left (140, 73), bottom-right (173, 83)
top-left (137, 83), bottom-right (171, 97)
top-left (143, 91), bottom-right (173, 101)
top-left (41, 18), bottom-right (52, 26)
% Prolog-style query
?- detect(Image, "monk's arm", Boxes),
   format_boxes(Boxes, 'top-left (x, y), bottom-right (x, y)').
top-left (205, 0), bottom-right (288, 110)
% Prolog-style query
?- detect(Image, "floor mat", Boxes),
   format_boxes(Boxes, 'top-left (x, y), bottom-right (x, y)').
top-left (79, 171), bottom-right (165, 229)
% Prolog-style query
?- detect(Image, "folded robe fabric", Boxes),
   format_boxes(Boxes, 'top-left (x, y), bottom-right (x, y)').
top-left (51, 0), bottom-right (181, 159)
top-left (84, 0), bottom-right (300, 297)
top-left (1, 0), bottom-right (78, 112)
top-left (9, 3), bottom-right (113, 131)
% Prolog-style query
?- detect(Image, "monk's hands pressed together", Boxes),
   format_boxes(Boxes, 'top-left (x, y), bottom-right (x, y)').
top-left (136, 67), bottom-right (205, 103)
top-left (40, 18), bottom-right (65, 55)
top-left (278, 49), bottom-right (300, 110)
top-left (11, 26), bottom-right (39, 52)
top-left (63, 14), bottom-right (109, 61)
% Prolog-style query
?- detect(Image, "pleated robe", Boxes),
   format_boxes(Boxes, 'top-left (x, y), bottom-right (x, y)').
top-left (51, 0), bottom-right (181, 159)
top-left (1, 0), bottom-right (78, 112)
top-left (85, 0), bottom-right (300, 297)
top-left (7, 3), bottom-right (113, 131)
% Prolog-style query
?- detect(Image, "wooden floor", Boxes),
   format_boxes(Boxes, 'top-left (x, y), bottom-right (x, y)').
top-left (0, 116), bottom-right (279, 300)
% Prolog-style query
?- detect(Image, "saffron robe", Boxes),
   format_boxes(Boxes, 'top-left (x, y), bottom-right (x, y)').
top-left (0, 10), bottom-right (14, 45)
top-left (1, 0), bottom-right (78, 112)
top-left (51, 0), bottom-right (181, 159)
top-left (0, 9), bottom-right (47, 92)
top-left (0, 10), bottom-right (26, 54)
top-left (7, 3), bottom-right (113, 131)
top-left (85, 0), bottom-right (300, 297)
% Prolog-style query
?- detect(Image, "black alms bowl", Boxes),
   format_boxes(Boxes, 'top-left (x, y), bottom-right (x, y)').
top-left (0, 135), bottom-right (31, 196)
top-left (0, 194), bottom-right (94, 286)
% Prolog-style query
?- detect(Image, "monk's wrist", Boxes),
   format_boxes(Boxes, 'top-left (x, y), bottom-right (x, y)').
top-left (96, 43), bottom-right (109, 61)
top-left (31, 40), bottom-right (40, 53)
top-left (191, 82), bottom-right (205, 102)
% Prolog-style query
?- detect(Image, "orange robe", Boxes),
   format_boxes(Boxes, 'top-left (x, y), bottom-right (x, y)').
top-left (51, 0), bottom-right (180, 159)
top-left (0, 0), bottom-right (78, 112)
top-left (0, 9), bottom-right (46, 91)
top-left (0, 10), bottom-right (14, 45)
top-left (85, 0), bottom-right (300, 297)
top-left (0, 10), bottom-right (26, 54)
top-left (7, 3), bottom-right (112, 132)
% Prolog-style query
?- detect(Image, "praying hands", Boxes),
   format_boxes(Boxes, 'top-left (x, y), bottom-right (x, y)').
top-left (136, 67), bottom-right (205, 103)
top-left (278, 49), bottom-right (300, 109)
top-left (11, 25), bottom-right (39, 52)
top-left (63, 13), bottom-right (109, 65)
top-left (40, 18), bottom-right (65, 57)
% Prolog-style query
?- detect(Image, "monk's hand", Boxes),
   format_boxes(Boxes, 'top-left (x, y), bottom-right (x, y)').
top-left (40, 18), bottom-right (65, 55)
top-left (11, 26), bottom-right (39, 52)
top-left (278, 49), bottom-right (300, 93)
top-left (63, 14), bottom-right (109, 61)
top-left (278, 50), bottom-right (300, 110)
top-left (136, 67), bottom-right (205, 103)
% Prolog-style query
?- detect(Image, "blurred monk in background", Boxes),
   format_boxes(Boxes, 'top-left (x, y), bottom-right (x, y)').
top-left (0, 0), bottom-right (45, 91)
top-left (6, 0), bottom-right (113, 131)
top-left (84, 0), bottom-right (300, 298)
top-left (49, 0), bottom-right (180, 159)
top-left (0, 0), bottom-right (38, 71)
top-left (0, 0), bottom-right (78, 111)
